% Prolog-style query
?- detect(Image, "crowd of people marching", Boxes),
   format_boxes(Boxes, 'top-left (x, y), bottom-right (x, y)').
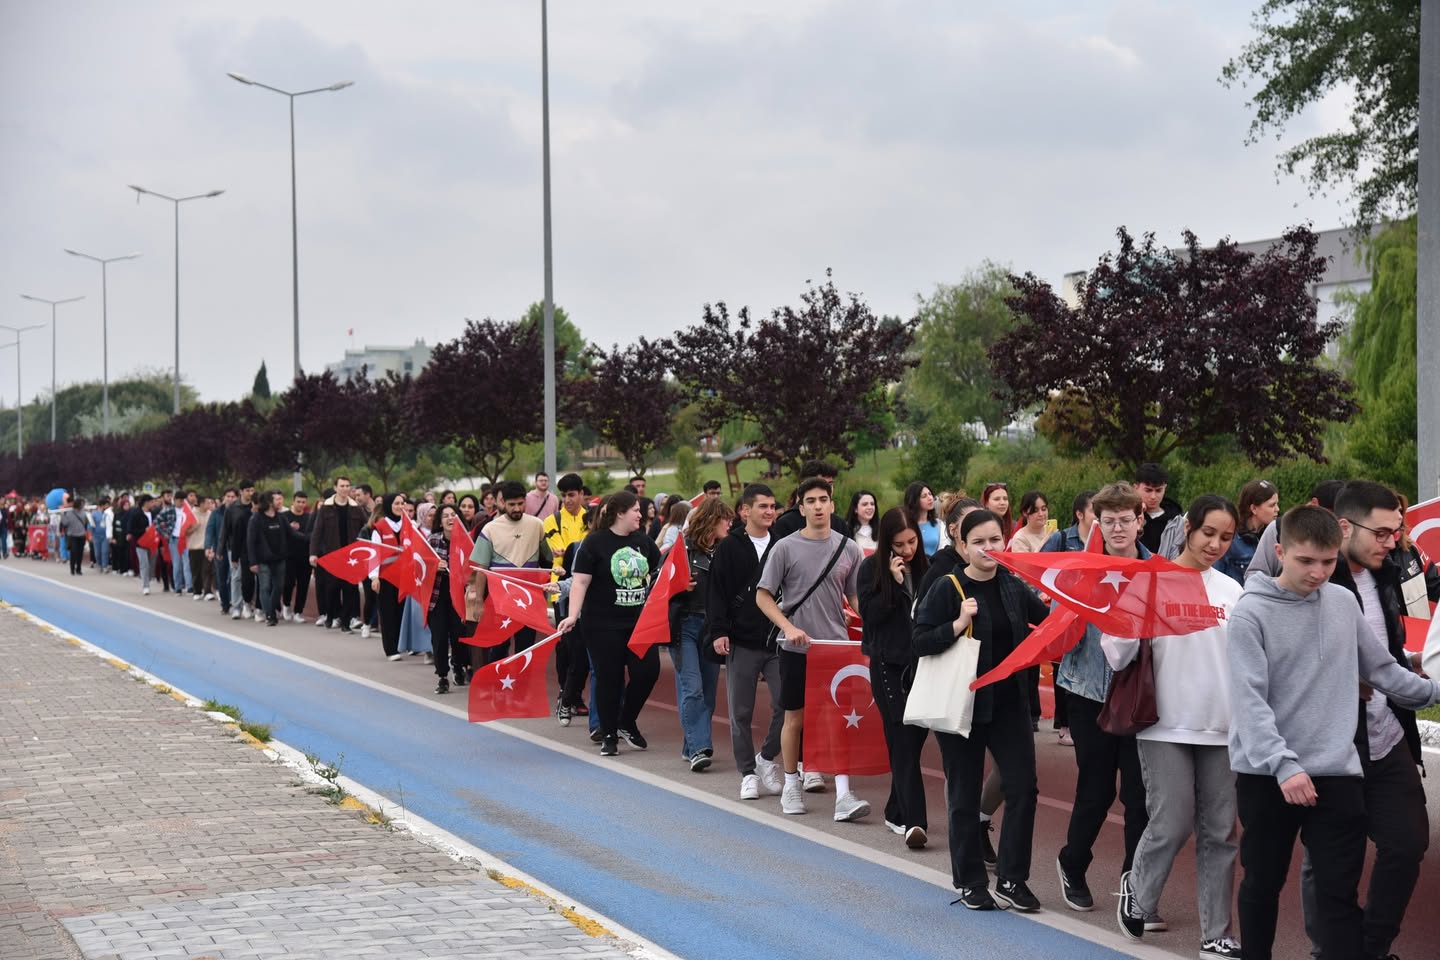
top-left (10, 460), bottom-right (1440, 960)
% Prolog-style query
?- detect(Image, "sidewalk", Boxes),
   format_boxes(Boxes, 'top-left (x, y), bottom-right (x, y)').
top-left (0, 607), bottom-right (638, 960)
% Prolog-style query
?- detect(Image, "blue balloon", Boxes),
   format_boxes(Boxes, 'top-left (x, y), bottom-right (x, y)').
top-left (46, 487), bottom-right (66, 510)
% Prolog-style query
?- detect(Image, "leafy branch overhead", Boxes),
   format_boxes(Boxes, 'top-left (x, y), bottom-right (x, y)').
top-left (665, 272), bottom-right (917, 474)
top-left (993, 225), bottom-right (1357, 469)
top-left (572, 339), bottom-right (677, 477)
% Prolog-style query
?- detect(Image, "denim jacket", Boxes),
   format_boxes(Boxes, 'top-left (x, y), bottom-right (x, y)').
top-left (1056, 542), bottom-right (1151, 703)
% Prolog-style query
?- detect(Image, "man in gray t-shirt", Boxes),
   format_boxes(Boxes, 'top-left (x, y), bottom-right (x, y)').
top-left (755, 477), bottom-right (867, 823)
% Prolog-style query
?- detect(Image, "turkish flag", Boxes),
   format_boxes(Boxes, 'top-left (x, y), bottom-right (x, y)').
top-left (689, 491), bottom-right (707, 508)
top-left (801, 640), bottom-right (890, 776)
top-left (468, 631), bottom-right (561, 722)
top-left (382, 514), bottom-right (438, 611)
top-left (844, 604), bottom-right (864, 643)
top-left (26, 525), bottom-right (47, 556)
top-left (462, 568), bottom-right (553, 647)
top-left (1403, 601), bottom-right (1436, 653)
top-left (448, 521), bottom-right (476, 619)
top-left (318, 541), bottom-right (400, 584)
top-left (628, 534), bottom-right (690, 654)
top-left (993, 550), bottom-right (1220, 640)
top-left (137, 523), bottom-right (159, 552)
top-left (177, 501), bottom-right (198, 541)
top-left (1407, 496), bottom-right (1440, 568)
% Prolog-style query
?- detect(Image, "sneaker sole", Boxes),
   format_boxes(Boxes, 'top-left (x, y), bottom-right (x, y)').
top-left (1115, 874), bottom-right (1143, 942)
top-left (689, 756), bottom-right (712, 772)
top-left (905, 827), bottom-right (927, 849)
top-left (833, 800), bottom-right (870, 823)
top-left (782, 806), bottom-right (806, 815)
top-left (992, 889), bottom-right (1038, 913)
top-left (1056, 859), bottom-right (1094, 912)
top-left (957, 896), bottom-right (995, 911)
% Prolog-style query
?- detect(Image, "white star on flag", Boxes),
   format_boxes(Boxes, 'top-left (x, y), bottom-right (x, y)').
top-left (500, 617), bottom-right (512, 629)
top-left (500, 674), bottom-right (516, 690)
top-left (844, 709), bottom-right (863, 728)
top-left (346, 558), bottom-right (358, 566)
top-left (1100, 569), bottom-right (1130, 593)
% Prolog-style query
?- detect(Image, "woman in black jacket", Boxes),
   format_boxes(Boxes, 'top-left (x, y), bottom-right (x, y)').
top-left (912, 508), bottom-right (1049, 913)
top-left (858, 507), bottom-right (930, 850)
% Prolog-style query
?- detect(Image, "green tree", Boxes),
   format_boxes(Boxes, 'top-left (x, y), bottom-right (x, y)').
top-left (894, 419), bottom-right (977, 496)
top-left (905, 263), bottom-right (1016, 432)
top-left (1340, 218), bottom-right (1418, 498)
top-left (517, 302), bottom-right (589, 379)
top-left (1221, 0), bottom-right (1420, 226)
top-left (674, 445), bottom-right (702, 495)
top-left (252, 361), bottom-right (271, 399)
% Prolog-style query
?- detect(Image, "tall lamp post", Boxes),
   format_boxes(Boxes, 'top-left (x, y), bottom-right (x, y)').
top-left (128, 185), bottom-right (225, 414)
top-left (18, 294), bottom-right (85, 441)
top-left (63, 249), bottom-right (141, 435)
top-left (0, 323), bottom-right (44, 458)
top-left (540, 0), bottom-right (557, 479)
top-left (225, 72), bottom-right (353, 388)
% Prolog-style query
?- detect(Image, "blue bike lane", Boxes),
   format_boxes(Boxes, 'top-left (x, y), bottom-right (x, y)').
top-left (1, 568), bottom-right (1139, 960)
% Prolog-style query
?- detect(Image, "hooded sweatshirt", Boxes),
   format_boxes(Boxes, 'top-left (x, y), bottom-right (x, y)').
top-left (1227, 574), bottom-right (1440, 784)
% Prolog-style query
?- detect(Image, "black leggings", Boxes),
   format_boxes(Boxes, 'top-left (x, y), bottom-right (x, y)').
top-left (583, 621), bottom-right (660, 738)
top-left (377, 580), bottom-right (402, 656)
top-left (428, 598), bottom-right (470, 678)
top-left (67, 536), bottom-right (86, 574)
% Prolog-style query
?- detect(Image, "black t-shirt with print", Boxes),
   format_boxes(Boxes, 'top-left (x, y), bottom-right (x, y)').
top-left (574, 530), bottom-right (662, 626)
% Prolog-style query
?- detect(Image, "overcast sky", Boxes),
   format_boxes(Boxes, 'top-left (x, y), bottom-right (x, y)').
top-left (1, 0), bottom-right (1352, 406)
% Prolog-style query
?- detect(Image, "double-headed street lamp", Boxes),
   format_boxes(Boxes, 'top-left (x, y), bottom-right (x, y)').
top-left (0, 323), bottom-right (44, 458)
top-left (18, 294), bottom-right (85, 442)
top-left (226, 72), bottom-right (353, 386)
top-left (129, 185), bottom-right (225, 414)
top-left (63, 249), bottom-right (142, 435)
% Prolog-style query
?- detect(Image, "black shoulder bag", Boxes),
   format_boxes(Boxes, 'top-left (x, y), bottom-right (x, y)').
top-left (763, 537), bottom-right (849, 649)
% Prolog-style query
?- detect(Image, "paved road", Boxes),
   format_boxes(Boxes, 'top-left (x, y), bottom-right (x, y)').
top-left (5, 559), bottom-right (1439, 959)
top-left (0, 607), bottom-right (643, 960)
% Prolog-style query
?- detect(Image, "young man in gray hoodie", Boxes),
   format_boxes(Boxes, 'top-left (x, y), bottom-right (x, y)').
top-left (1227, 505), bottom-right (1440, 960)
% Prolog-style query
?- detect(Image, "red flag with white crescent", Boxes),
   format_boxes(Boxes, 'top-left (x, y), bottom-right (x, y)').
top-left (26, 526), bottom-right (47, 556)
top-left (468, 632), bottom-right (561, 722)
top-left (1406, 496), bottom-right (1440, 569)
top-left (448, 521), bottom-right (476, 619)
top-left (177, 501), bottom-right (198, 541)
top-left (461, 568), bottom-right (553, 648)
top-left (627, 534), bottom-right (690, 654)
top-left (801, 641), bottom-right (890, 776)
top-left (318, 541), bottom-right (400, 584)
top-left (137, 523), bottom-right (159, 552)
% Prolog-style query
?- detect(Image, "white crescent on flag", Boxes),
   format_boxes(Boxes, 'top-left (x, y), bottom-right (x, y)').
top-left (829, 663), bottom-right (874, 708)
top-left (1040, 567), bottom-right (1113, 614)
top-left (412, 553), bottom-right (427, 587)
top-left (498, 575), bottom-right (532, 609)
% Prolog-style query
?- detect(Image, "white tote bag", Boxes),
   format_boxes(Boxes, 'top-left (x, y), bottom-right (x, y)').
top-left (903, 574), bottom-right (981, 736)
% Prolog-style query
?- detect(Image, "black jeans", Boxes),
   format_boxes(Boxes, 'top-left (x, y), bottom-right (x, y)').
top-left (283, 557), bottom-right (311, 613)
top-left (871, 660), bottom-right (929, 831)
top-left (584, 621), bottom-right (660, 738)
top-left (936, 694), bottom-right (1038, 888)
top-left (66, 536), bottom-right (86, 574)
top-left (429, 599), bottom-right (469, 679)
top-left (1236, 772), bottom-right (1366, 960)
top-left (317, 570), bottom-right (355, 628)
top-left (377, 580), bottom-right (402, 657)
top-left (1059, 693), bottom-right (1148, 879)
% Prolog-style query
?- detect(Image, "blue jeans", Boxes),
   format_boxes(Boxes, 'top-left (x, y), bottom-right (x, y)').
top-left (170, 539), bottom-right (189, 592)
top-left (94, 535), bottom-right (109, 569)
top-left (214, 552), bottom-right (232, 610)
top-left (669, 613), bottom-right (719, 759)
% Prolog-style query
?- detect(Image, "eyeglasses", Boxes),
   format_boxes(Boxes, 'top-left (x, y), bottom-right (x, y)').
top-left (1098, 516), bottom-right (1139, 530)
top-left (1350, 520), bottom-right (1399, 544)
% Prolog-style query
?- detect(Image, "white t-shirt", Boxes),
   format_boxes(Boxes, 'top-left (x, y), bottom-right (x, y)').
top-left (748, 533), bottom-right (771, 563)
top-left (1353, 567), bottom-right (1405, 761)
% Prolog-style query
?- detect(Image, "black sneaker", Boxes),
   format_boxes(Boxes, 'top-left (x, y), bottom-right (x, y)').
top-left (556, 700), bottom-right (572, 727)
top-left (1116, 871), bottom-right (1144, 941)
top-left (994, 879), bottom-right (1040, 913)
top-left (589, 728), bottom-right (604, 744)
top-left (951, 885), bottom-right (996, 911)
top-left (453, 668), bottom-right (468, 687)
top-left (600, 736), bottom-right (619, 757)
top-left (1198, 938), bottom-right (1243, 958)
top-left (689, 749), bottom-right (712, 773)
top-left (981, 819), bottom-right (998, 867)
top-left (619, 727), bottom-right (648, 750)
top-left (1057, 857), bottom-right (1094, 911)
top-left (435, 677), bottom-right (450, 695)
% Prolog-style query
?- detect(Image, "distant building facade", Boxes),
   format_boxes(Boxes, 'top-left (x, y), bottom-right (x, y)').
top-left (325, 339), bottom-right (432, 382)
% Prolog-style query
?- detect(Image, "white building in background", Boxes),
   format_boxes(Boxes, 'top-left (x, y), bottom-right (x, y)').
top-left (325, 339), bottom-right (432, 382)
top-left (1060, 225), bottom-right (1374, 357)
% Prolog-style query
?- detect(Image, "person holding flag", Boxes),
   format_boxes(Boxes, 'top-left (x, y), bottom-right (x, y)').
top-left (469, 481), bottom-right (554, 665)
top-left (557, 491), bottom-right (661, 757)
top-left (129, 495), bottom-right (159, 594)
top-left (369, 494), bottom-right (410, 659)
top-left (913, 508), bottom-right (1050, 912)
top-left (669, 496), bottom-right (734, 772)
top-left (424, 504), bottom-right (470, 694)
top-left (1107, 495), bottom-right (1244, 958)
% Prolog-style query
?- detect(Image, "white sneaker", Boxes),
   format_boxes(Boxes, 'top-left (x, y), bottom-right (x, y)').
top-left (884, 819), bottom-right (906, 836)
top-left (293, 614), bottom-right (306, 624)
top-left (315, 617), bottom-right (329, 629)
top-left (282, 606), bottom-right (292, 621)
top-left (350, 617), bottom-right (362, 630)
top-left (253, 610), bottom-right (264, 623)
top-left (833, 792), bottom-right (870, 823)
top-left (781, 779), bottom-right (806, 815)
top-left (231, 607), bottom-right (241, 619)
top-left (204, 592), bottom-right (214, 601)
top-left (387, 653), bottom-right (402, 661)
top-left (754, 754), bottom-right (783, 795)
top-left (423, 652), bottom-right (434, 665)
top-left (802, 770), bottom-right (826, 793)
top-left (192, 593), bottom-right (202, 601)
top-left (739, 775), bottom-right (760, 801)
top-left (142, 587), bottom-right (150, 595)
top-left (360, 624), bottom-right (371, 639)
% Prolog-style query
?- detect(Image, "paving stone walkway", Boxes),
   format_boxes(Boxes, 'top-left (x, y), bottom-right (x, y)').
top-left (0, 609), bottom-right (637, 960)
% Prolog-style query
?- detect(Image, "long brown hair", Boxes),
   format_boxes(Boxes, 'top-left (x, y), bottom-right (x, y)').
top-left (870, 507), bottom-right (929, 603)
top-left (597, 491), bottom-right (638, 532)
top-left (686, 497), bottom-right (736, 554)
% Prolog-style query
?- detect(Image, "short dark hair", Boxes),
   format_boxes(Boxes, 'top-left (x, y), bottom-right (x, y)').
top-left (356, 484), bottom-right (373, 497)
top-left (795, 477), bottom-right (833, 502)
top-left (334, 475), bottom-right (351, 484)
top-left (741, 483), bottom-right (775, 507)
top-left (1309, 479), bottom-right (1345, 511)
top-left (630, 475), bottom-right (645, 484)
top-left (293, 490), bottom-right (308, 499)
top-left (1334, 480), bottom-right (1400, 523)
top-left (1279, 504), bottom-right (1342, 549)
top-left (499, 480), bottom-right (527, 502)
top-left (137, 494), bottom-right (153, 507)
top-left (1071, 490), bottom-right (1097, 524)
top-left (703, 480), bottom-right (722, 492)
top-left (224, 487), bottom-right (239, 497)
top-left (160, 489), bottom-right (172, 497)
top-left (536, 471), bottom-right (550, 479)
top-left (1135, 463), bottom-right (1169, 486)
top-left (238, 480), bottom-right (255, 490)
top-left (557, 473), bottom-right (583, 493)
top-left (799, 459), bottom-right (839, 480)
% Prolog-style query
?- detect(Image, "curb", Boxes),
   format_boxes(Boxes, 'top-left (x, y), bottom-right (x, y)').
top-left (0, 600), bottom-right (678, 960)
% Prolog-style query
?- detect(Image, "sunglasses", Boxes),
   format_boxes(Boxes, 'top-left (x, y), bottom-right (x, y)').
top-left (985, 482), bottom-right (1008, 490)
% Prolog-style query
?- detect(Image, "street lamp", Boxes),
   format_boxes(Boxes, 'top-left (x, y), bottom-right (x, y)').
top-left (226, 71), bottom-right (353, 386)
top-left (0, 323), bottom-right (44, 458)
top-left (128, 185), bottom-right (225, 414)
top-left (63, 249), bottom-right (142, 435)
top-left (19, 294), bottom-right (85, 442)
top-left (541, 0), bottom-right (557, 479)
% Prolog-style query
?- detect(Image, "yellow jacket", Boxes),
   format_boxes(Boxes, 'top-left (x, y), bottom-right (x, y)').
top-left (543, 507), bottom-right (588, 575)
